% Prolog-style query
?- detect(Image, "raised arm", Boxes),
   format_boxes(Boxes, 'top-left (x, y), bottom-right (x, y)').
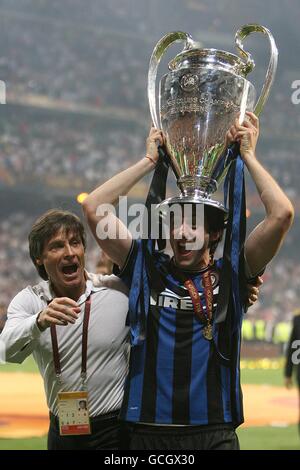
top-left (227, 112), bottom-right (294, 277)
top-left (82, 128), bottom-right (164, 268)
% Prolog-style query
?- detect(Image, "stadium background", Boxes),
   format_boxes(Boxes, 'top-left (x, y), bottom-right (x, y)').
top-left (0, 0), bottom-right (299, 450)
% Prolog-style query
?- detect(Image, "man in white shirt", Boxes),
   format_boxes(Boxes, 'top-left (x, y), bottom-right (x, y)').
top-left (0, 209), bottom-right (129, 450)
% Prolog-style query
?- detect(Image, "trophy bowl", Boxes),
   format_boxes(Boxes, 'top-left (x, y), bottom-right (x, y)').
top-left (148, 25), bottom-right (278, 212)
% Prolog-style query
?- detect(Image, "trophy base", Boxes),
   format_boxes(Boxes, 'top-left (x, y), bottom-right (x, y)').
top-left (157, 194), bottom-right (228, 214)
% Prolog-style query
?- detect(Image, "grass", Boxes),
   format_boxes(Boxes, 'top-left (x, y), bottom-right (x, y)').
top-left (0, 356), bottom-right (45, 450)
top-left (240, 366), bottom-right (299, 449)
top-left (239, 366), bottom-right (299, 449)
top-left (0, 356), bottom-right (38, 373)
top-left (238, 425), bottom-right (299, 450)
top-left (0, 426), bottom-right (298, 451)
top-left (241, 367), bottom-right (285, 387)
top-left (0, 358), bottom-right (298, 450)
top-left (0, 436), bottom-right (47, 450)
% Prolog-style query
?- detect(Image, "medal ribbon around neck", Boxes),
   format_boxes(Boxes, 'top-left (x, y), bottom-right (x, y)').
top-left (184, 270), bottom-right (214, 340)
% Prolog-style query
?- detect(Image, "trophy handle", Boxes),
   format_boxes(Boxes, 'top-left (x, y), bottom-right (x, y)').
top-left (148, 31), bottom-right (192, 129)
top-left (235, 24), bottom-right (278, 116)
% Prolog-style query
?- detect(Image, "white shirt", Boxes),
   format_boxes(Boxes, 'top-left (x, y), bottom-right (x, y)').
top-left (0, 272), bottom-right (130, 417)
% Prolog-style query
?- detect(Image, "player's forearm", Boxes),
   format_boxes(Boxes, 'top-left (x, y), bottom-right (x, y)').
top-left (244, 153), bottom-right (294, 226)
top-left (83, 157), bottom-right (154, 213)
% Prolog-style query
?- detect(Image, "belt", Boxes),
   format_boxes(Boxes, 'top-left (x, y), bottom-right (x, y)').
top-left (125, 422), bottom-right (234, 433)
top-left (50, 410), bottom-right (120, 428)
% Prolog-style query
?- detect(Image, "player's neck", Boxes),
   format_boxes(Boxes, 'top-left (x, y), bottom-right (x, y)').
top-left (174, 252), bottom-right (213, 273)
top-left (51, 279), bottom-right (86, 301)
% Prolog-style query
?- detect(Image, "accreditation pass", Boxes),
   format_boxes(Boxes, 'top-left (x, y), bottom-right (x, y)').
top-left (57, 391), bottom-right (91, 436)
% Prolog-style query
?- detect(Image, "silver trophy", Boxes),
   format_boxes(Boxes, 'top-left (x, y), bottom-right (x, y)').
top-left (148, 24), bottom-right (278, 212)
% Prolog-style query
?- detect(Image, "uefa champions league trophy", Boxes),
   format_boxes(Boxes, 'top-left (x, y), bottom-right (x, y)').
top-left (148, 24), bottom-right (278, 212)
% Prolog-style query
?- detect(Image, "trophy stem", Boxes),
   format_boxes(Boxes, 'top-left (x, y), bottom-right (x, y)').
top-left (178, 176), bottom-right (218, 199)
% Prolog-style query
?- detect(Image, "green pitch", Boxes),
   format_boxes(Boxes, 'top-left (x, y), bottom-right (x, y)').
top-left (237, 425), bottom-right (299, 450)
top-left (0, 356), bottom-right (38, 373)
top-left (0, 426), bottom-right (298, 451)
top-left (0, 436), bottom-right (47, 450)
top-left (0, 358), bottom-right (299, 450)
top-left (241, 367), bottom-right (286, 387)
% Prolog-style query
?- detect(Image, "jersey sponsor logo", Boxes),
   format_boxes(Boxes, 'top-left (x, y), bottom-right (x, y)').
top-left (150, 287), bottom-right (219, 311)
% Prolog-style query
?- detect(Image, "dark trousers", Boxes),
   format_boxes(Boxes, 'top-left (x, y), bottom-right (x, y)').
top-left (298, 386), bottom-right (300, 437)
top-left (48, 411), bottom-right (121, 450)
top-left (120, 422), bottom-right (240, 450)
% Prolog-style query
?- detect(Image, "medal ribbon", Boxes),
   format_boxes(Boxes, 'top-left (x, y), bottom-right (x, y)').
top-left (183, 270), bottom-right (213, 325)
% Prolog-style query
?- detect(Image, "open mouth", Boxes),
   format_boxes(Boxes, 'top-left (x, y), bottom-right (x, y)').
top-left (61, 264), bottom-right (79, 276)
top-left (177, 242), bottom-right (193, 257)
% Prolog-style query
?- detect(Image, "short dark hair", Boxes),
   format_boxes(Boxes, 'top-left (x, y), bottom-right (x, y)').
top-left (205, 205), bottom-right (226, 257)
top-left (168, 203), bottom-right (226, 231)
top-left (205, 205), bottom-right (227, 232)
top-left (28, 209), bottom-right (86, 280)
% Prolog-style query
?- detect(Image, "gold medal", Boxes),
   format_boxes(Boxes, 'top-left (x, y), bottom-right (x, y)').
top-left (203, 323), bottom-right (213, 341)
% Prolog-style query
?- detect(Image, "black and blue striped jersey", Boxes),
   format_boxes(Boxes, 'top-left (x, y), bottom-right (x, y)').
top-left (116, 239), bottom-right (245, 427)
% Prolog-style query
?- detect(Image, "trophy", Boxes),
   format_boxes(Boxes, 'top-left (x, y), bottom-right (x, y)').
top-left (148, 24), bottom-right (278, 212)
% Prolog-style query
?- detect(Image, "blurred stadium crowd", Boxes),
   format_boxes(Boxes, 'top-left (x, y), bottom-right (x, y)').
top-left (0, 110), bottom-right (143, 189)
top-left (0, 0), bottom-right (299, 339)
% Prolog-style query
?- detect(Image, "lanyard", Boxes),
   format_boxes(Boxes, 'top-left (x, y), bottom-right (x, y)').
top-left (50, 295), bottom-right (91, 388)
